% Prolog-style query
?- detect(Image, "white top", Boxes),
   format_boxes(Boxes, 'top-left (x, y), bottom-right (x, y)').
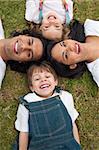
top-left (84, 19), bottom-right (99, 87)
top-left (15, 90), bottom-right (79, 132)
top-left (0, 57), bottom-right (6, 89)
top-left (86, 59), bottom-right (99, 87)
top-left (0, 19), bottom-right (5, 39)
top-left (25, 0), bottom-right (73, 24)
top-left (0, 19), bottom-right (6, 89)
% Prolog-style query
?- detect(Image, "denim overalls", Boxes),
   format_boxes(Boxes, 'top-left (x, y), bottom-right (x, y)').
top-left (13, 95), bottom-right (81, 150)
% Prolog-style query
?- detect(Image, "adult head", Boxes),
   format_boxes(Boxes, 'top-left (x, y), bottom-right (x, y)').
top-left (27, 61), bottom-right (58, 98)
top-left (40, 11), bottom-right (64, 41)
top-left (2, 29), bottom-right (47, 62)
top-left (6, 29), bottom-right (48, 73)
top-left (47, 40), bottom-right (86, 78)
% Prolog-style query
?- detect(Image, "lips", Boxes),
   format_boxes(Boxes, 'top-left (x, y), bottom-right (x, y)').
top-left (40, 84), bottom-right (50, 89)
top-left (75, 43), bottom-right (80, 54)
top-left (14, 41), bottom-right (18, 54)
top-left (48, 15), bottom-right (56, 19)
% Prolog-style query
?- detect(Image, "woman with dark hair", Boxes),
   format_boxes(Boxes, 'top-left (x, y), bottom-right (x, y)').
top-left (0, 19), bottom-right (48, 89)
top-left (47, 19), bottom-right (99, 87)
top-left (47, 19), bottom-right (86, 78)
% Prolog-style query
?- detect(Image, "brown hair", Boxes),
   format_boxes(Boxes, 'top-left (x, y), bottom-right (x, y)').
top-left (27, 61), bottom-right (58, 88)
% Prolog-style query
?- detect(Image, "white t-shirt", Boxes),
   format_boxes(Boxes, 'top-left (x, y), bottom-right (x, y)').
top-left (0, 19), bottom-right (5, 39)
top-left (25, 0), bottom-right (73, 24)
top-left (0, 57), bottom-right (6, 89)
top-left (15, 90), bottom-right (79, 132)
top-left (0, 19), bottom-right (6, 89)
top-left (84, 19), bottom-right (99, 87)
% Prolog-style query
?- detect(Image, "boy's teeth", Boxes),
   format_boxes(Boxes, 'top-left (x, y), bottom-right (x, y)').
top-left (41, 84), bottom-right (49, 89)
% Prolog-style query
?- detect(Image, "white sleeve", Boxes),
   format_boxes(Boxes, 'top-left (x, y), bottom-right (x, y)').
top-left (15, 104), bottom-right (29, 132)
top-left (25, 0), bottom-right (40, 23)
top-left (84, 19), bottom-right (99, 37)
top-left (0, 19), bottom-right (5, 39)
top-left (61, 91), bottom-right (79, 123)
top-left (0, 58), bottom-right (6, 89)
top-left (90, 61), bottom-right (99, 87)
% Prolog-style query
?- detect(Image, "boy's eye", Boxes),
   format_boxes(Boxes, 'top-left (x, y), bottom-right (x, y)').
top-left (33, 77), bottom-right (40, 81)
top-left (34, 78), bottom-right (39, 81)
top-left (45, 75), bottom-right (50, 78)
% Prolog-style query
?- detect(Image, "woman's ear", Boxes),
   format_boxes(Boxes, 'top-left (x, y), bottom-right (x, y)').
top-left (69, 64), bottom-right (77, 69)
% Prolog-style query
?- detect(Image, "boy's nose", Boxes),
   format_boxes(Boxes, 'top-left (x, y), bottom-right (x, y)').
top-left (41, 77), bottom-right (47, 82)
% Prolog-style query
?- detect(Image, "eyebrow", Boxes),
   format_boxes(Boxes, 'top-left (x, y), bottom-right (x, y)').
top-left (31, 38), bottom-right (34, 60)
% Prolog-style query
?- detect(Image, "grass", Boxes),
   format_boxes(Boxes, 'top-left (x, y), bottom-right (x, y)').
top-left (0, 0), bottom-right (99, 149)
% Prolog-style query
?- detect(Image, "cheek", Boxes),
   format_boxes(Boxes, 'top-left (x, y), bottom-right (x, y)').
top-left (42, 18), bottom-right (48, 24)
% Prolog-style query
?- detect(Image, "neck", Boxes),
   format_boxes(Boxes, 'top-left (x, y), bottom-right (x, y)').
top-left (81, 42), bottom-right (99, 62)
top-left (0, 39), bottom-right (9, 62)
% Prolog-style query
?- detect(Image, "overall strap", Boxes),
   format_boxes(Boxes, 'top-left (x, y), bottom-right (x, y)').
top-left (39, 0), bottom-right (44, 22)
top-left (19, 96), bottom-right (29, 110)
top-left (62, 0), bottom-right (71, 25)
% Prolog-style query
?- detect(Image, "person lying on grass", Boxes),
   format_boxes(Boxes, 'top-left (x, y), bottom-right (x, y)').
top-left (13, 61), bottom-right (81, 150)
top-left (0, 19), bottom-right (47, 89)
top-left (25, 0), bottom-right (73, 41)
top-left (47, 19), bottom-right (99, 87)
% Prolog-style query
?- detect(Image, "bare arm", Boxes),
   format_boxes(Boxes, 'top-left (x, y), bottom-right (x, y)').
top-left (73, 122), bottom-right (80, 144)
top-left (19, 132), bottom-right (28, 150)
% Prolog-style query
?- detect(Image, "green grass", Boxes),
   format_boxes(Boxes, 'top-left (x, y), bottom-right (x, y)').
top-left (0, 0), bottom-right (99, 149)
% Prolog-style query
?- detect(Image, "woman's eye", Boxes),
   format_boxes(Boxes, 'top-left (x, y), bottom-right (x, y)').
top-left (27, 52), bottom-right (32, 58)
top-left (28, 53), bottom-right (31, 58)
top-left (65, 53), bottom-right (68, 59)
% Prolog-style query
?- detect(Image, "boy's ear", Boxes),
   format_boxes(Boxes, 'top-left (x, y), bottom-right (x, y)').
top-left (69, 64), bottom-right (77, 69)
top-left (29, 85), bottom-right (34, 92)
top-left (55, 79), bottom-right (58, 86)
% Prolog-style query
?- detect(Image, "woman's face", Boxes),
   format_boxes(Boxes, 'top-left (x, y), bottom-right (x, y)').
top-left (4, 35), bottom-right (43, 61)
top-left (51, 39), bottom-right (83, 66)
top-left (41, 11), bottom-right (63, 40)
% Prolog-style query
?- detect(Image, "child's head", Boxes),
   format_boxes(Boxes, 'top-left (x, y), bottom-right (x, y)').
top-left (27, 61), bottom-right (58, 98)
top-left (40, 11), bottom-right (63, 41)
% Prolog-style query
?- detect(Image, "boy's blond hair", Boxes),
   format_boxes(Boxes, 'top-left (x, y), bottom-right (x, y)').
top-left (27, 61), bottom-right (58, 89)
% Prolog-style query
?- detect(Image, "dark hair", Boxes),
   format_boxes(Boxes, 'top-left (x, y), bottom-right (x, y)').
top-left (7, 29), bottom-right (48, 73)
top-left (46, 20), bottom-right (86, 78)
top-left (47, 41), bottom-right (86, 78)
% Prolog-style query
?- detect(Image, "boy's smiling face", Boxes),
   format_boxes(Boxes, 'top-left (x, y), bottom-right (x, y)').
top-left (31, 69), bottom-right (58, 98)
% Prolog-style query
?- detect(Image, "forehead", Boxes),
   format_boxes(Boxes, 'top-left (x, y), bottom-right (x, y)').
top-left (32, 66), bottom-right (51, 74)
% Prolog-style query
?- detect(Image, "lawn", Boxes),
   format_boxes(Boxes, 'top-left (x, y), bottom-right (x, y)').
top-left (0, 0), bottom-right (99, 150)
